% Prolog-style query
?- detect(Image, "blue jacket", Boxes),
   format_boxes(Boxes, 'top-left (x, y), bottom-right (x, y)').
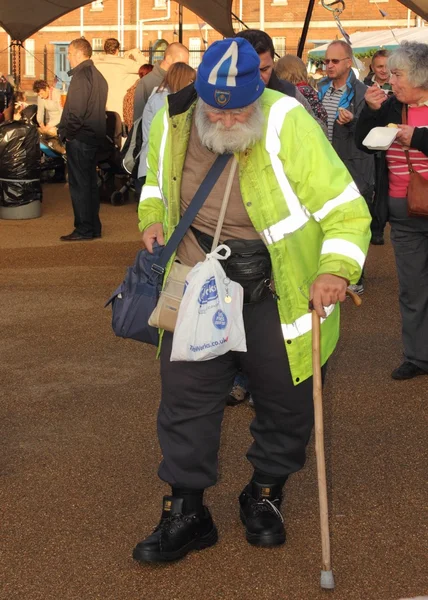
top-left (318, 70), bottom-right (375, 197)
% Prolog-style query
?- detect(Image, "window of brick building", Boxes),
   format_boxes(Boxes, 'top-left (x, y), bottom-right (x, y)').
top-left (272, 37), bottom-right (286, 57)
top-left (189, 38), bottom-right (202, 68)
top-left (154, 0), bottom-right (167, 8)
top-left (25, 39), bottom-right (35, 77)
top-left (91, 1), bottom-right (104, 11)
top-left (92, 38), bottom-right (103, 52)
top-left (271, 0), bottom-right (288, 5)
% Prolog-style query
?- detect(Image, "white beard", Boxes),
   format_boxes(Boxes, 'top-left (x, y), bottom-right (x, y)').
top-left (194, 98), bottom-right (265, 154)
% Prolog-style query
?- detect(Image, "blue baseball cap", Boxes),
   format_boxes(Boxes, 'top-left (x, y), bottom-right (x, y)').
top-left (195, 37), bottom-right (265, 110)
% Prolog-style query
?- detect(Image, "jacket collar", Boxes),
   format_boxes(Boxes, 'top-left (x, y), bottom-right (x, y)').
top-left (68, 58), bottom-right (93, 77)
top-left (318, 69), bottom-right (356, 110)
top-left (319, 69), bottom-right (356, 95)
top-left (167, 83), bottom-right (197, 117)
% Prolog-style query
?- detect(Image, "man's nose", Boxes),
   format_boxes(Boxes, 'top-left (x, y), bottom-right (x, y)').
top-left (222, 113), bottom-right (235, 128)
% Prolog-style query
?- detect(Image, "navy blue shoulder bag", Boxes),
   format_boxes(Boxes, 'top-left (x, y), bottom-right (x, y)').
top-left (105, 153), bottom-right (232, 346)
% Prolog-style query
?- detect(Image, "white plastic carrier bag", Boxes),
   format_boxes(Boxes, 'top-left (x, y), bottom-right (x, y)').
top-left (170, 244), bottom-right (247, 361)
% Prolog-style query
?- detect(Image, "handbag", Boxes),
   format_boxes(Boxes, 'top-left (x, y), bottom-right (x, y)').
top-left (402, 104), bottom-right (428, 218)
top-left (190, 231), bottom-right (272, 304)
top-left (105, 153), bottom-right (232, 345)
top-left (150, 157), bottom-right (239, 331)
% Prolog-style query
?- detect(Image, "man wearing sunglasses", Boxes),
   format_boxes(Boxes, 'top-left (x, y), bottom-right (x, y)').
top-left (319, 41), bottom-right (375, 294)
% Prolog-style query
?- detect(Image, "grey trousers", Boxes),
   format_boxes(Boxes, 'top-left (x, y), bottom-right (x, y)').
top-left (158, 295), bottom-right (316, 489)
top-left (389, 196), bottom-right (428, 371)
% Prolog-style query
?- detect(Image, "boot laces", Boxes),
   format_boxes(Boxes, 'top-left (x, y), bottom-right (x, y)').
top-left (158, 513), bottom-right (194, 534)
top-left (254, 498), bottom-right (284, 523)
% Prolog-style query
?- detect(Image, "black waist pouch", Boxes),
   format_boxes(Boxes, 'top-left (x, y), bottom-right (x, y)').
top-left (191, 227), bottom-right (272, 304)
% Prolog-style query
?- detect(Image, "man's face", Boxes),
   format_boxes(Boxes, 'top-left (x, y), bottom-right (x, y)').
top-left (324, 45), bottom-right (352, 81)
top-left (37, 88), bottom-right (49, 100)
top-left (205, 105), bottom-right (254, 129)
top-left (371, 56), bottom-right (390, 84)
top-left (258, 51), bottom-right (274, 85)
top-left (194, 99), bottom-right (264, 154)
top-left (67, 45), bottom-right (80, 69)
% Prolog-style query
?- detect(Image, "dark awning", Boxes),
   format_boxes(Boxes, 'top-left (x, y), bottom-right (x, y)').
top-left (179, 0), bottom-right (234, 38)
top-left (0, 0), bottom-right (425, 43)
top-left (396, 0), bottom-right (428, 20)
top-left (0, 0), bottom-right (234, 43)
top-left (0, 1), bottom-right (94, 42)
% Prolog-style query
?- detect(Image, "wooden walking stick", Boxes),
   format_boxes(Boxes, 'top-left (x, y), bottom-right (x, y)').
top-left (311, 289), bottom-right (362, 590)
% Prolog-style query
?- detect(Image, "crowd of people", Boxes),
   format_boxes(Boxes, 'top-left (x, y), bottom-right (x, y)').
top-left (1, 31), bottom-right (427, 566)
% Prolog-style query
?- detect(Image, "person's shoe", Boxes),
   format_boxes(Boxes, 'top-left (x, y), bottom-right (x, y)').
top-left (132, 496), bottom-right (218, 563)
top-left (347, 282), bottom-right (364, 295)
top-left (227, 383), bottom-right (249, 406)
top-left (239, 482), bottom-right (286, 547)
top-left (370, 234), bottom-right (385, 246)
top-left (391, 361), bottom-right (427, 380)
top-left (60, 231), bottom-right (93, 241)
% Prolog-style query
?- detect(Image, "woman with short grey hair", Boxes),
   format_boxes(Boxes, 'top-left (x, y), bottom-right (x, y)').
top-left (355, 41), bottom-right (428, 380)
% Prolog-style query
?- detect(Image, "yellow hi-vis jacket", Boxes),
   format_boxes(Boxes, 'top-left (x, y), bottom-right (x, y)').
top-left (138, 87), bottom-right (371, 384)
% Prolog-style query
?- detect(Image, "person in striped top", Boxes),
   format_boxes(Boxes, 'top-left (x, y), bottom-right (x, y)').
top-left (355, 41), bottom-right (428, 381)
top-left (318, 41), bottom-right (375, 294)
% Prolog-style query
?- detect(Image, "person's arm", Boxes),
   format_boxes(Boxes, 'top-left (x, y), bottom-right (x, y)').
top-left (63, 76), bottom-right (90, 140)
top-left (279, 103), bottom-right (371, 289)
top-left (133, 78), bottom-right (148, 122)
top-left (409, 126), bottom-right (428, 157)
top-left (334, 82), bottom-right (370, 139)
top-left (354, 88), bottom-right (395, 152)
top-left (36, 97), bottom-right (44, 127)
top-left (295, 88), bottom-right (313, 116)
top-left (295, 88), bottom-right (328, 135)
top-left (138, 106), bottom-right (167, 242)
top-left (2, 102), bottom-right (13, 122)
top-left (48, 88), bottom-right (63, 128)
top-left (142, 98), bottom-right (155, 145)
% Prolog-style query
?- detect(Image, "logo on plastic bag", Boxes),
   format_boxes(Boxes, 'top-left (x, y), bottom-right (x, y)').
top-left (198, 276), bottom-right (218, 305)
top-left (213, 309), bottom-right (227, 330)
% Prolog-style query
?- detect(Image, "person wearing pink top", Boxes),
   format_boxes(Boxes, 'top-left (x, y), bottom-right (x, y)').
top-left (355, 41), bottom-right (428, 381)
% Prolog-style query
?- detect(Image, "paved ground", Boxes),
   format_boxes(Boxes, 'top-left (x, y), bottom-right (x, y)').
top-left (1, 184), bottom-right (426, 600)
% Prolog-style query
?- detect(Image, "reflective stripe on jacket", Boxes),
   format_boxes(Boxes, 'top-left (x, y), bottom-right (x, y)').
top-left (138, 86), bottom-right (371, 384)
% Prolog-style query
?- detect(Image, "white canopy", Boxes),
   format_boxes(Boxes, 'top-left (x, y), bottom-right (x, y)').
top-left (308, 27), bottom-right (428, 58)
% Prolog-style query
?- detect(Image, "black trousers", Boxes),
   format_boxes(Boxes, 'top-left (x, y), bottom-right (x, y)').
top-left (158, 295), bottom-right (317, 489)
top-left (66, 139), bottom-right (101, 237)
top-left (389, 196), bottom-right (428, 371)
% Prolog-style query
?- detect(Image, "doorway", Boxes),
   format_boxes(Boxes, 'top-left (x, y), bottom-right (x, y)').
top-left (53, 43), bottom-right (71, 90)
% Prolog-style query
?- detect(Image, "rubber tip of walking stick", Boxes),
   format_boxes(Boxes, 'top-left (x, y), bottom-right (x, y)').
top-left (320, 570), bottom-right (335, 589)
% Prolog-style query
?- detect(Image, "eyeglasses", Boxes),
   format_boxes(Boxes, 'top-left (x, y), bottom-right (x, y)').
top-left (324, 58), bottom-right (349, 65)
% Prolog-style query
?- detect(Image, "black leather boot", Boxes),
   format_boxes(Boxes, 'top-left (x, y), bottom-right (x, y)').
top-left (132, 496), bottom-right (218, 563)
top-left (239, 482), bottom-right (286, 547)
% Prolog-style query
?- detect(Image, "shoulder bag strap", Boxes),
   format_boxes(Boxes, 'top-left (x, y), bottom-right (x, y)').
top-left (401, 103), bottom-right (414, 174)
top-left (210, 157), bottom-right (238, 251)
top-left (152, 152), bottom-right (232, 274)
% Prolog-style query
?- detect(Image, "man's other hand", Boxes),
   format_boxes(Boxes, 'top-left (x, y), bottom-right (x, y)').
top-left (142, 223), bottom-right (165, 253)
top-left (310, 274), bottom-right (348, 318)
top-left (336, 107), bottom-right (354, 125)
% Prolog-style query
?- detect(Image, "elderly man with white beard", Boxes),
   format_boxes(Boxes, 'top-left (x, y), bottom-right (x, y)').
top-left (133, 37), bottom-right (371, 563)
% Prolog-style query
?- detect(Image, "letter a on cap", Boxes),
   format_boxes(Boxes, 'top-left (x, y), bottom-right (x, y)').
top-left (208, 40), bottom-right (239, 87)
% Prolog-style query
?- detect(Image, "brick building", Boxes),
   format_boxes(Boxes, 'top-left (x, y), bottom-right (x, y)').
top-left (0, 0), bottom-right (423, 91)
